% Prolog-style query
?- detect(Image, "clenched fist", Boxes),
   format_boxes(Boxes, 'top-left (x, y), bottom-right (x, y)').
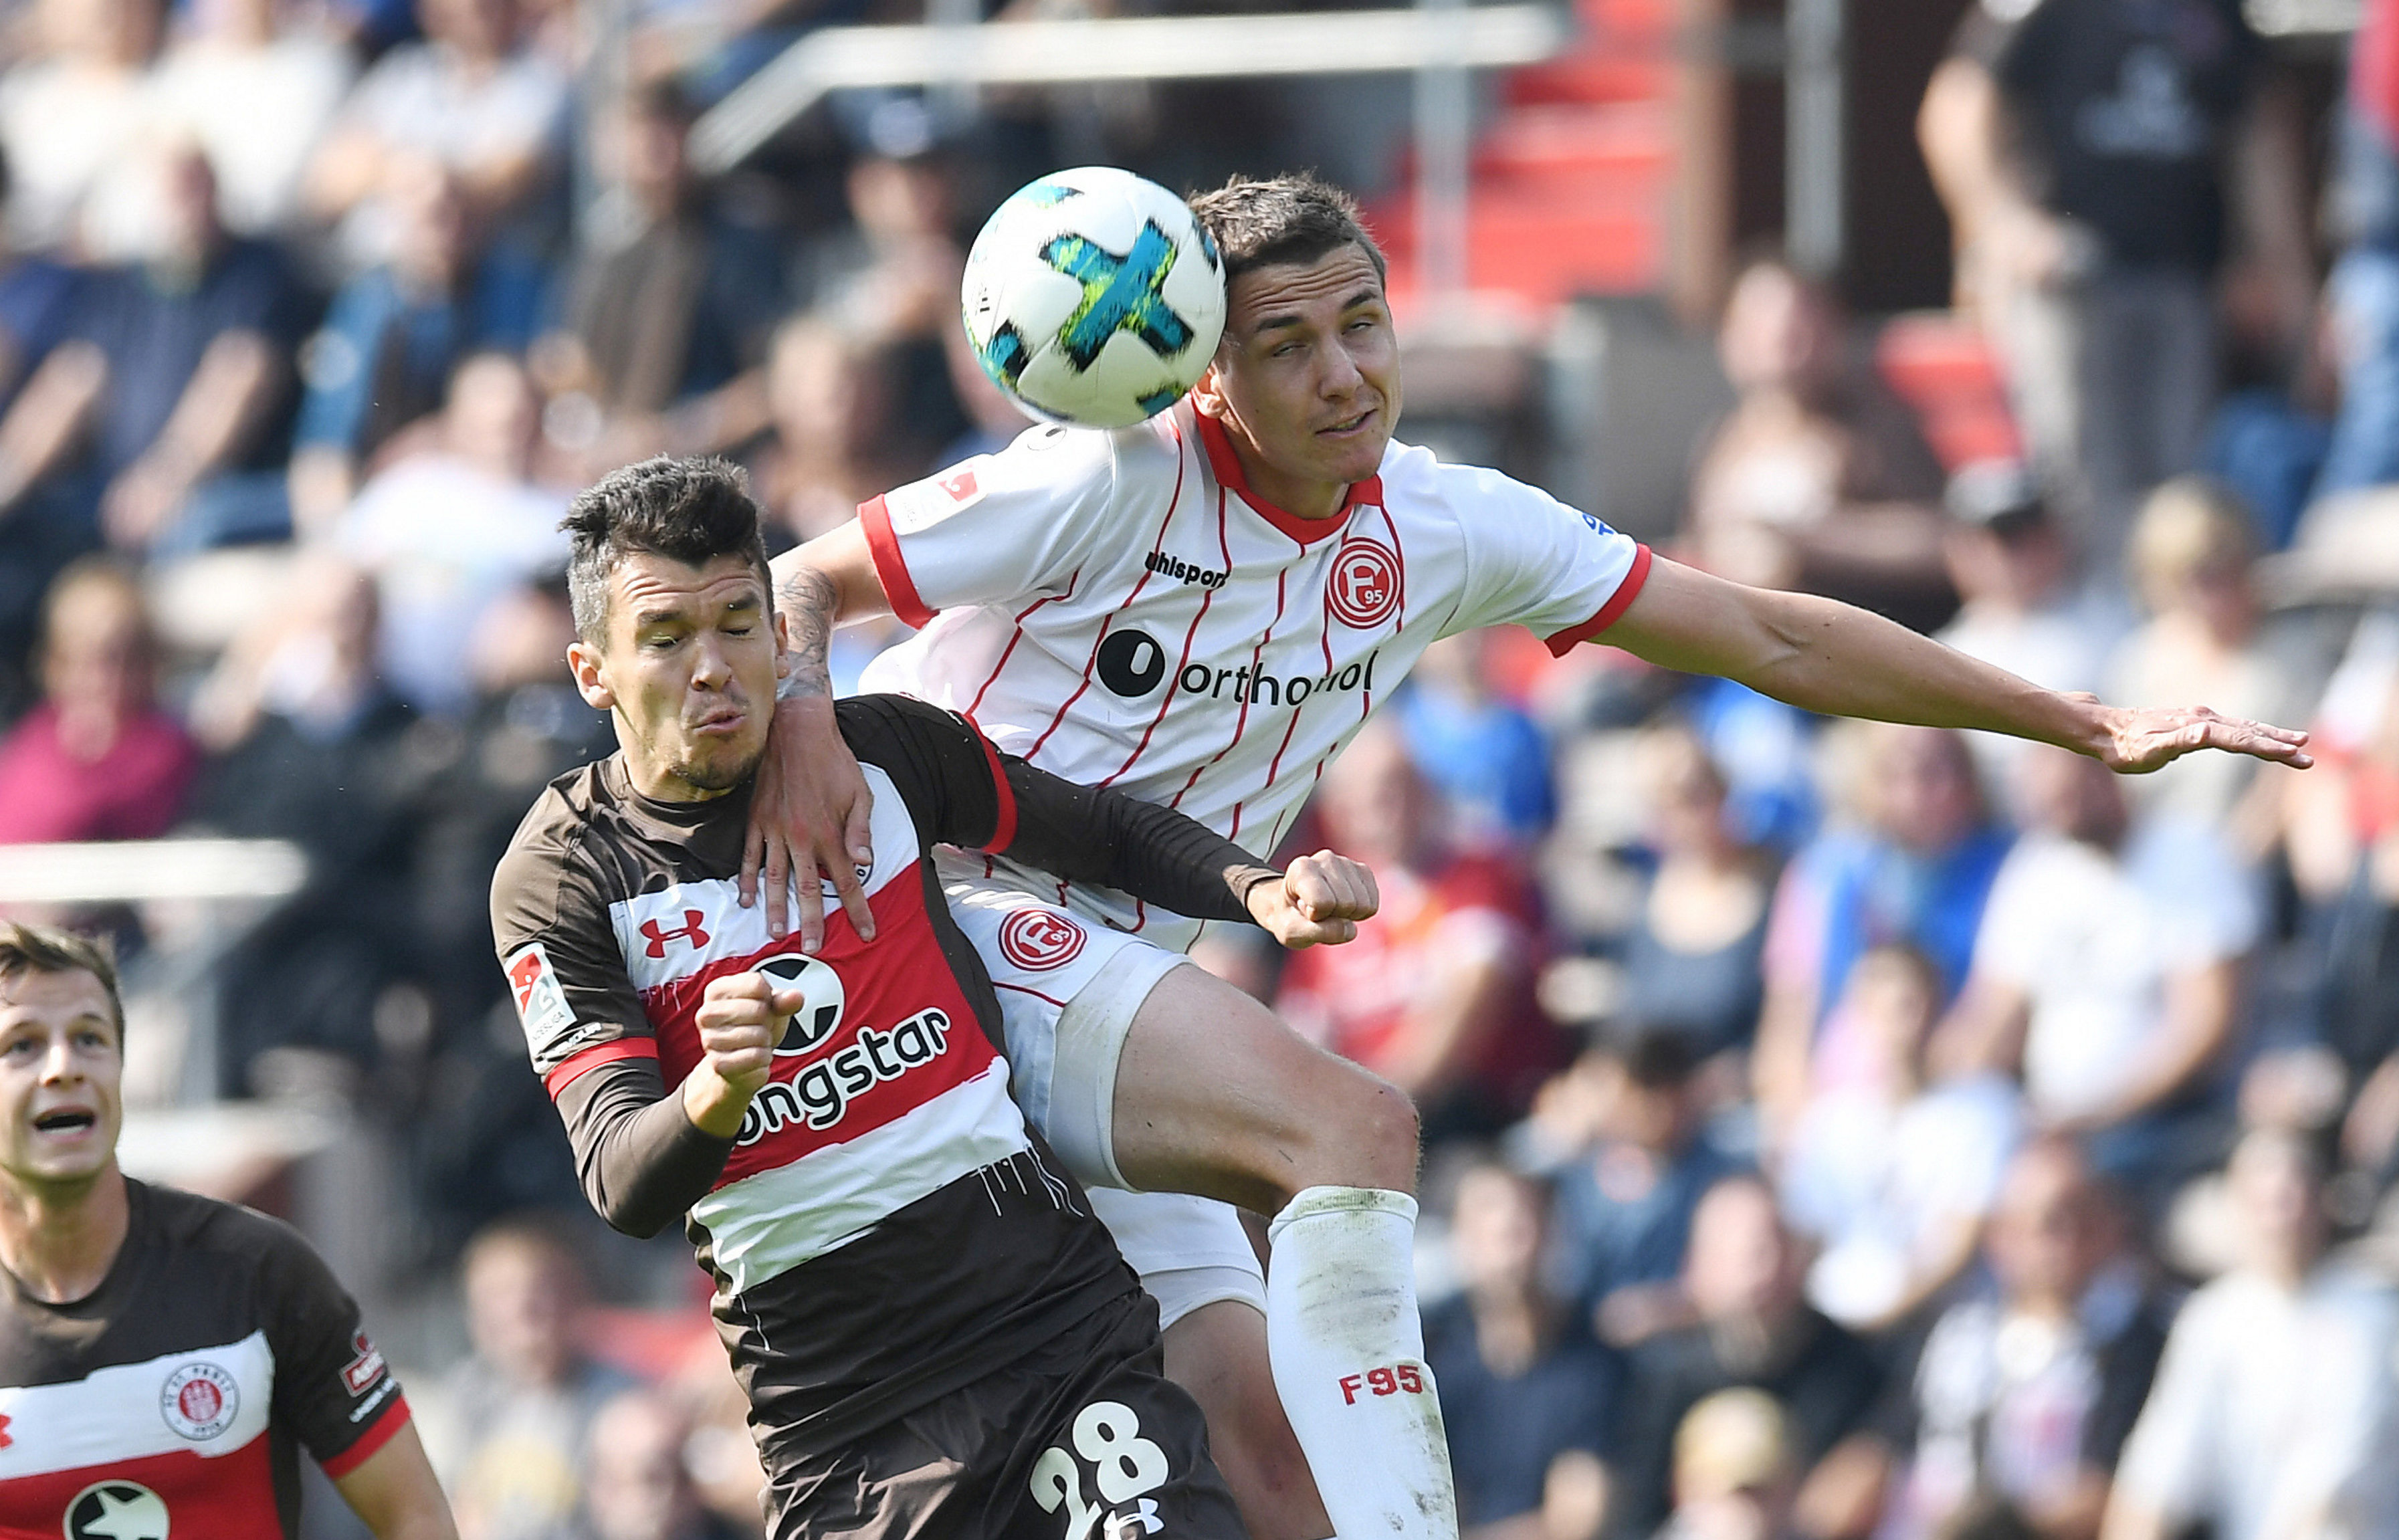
top-left (682, 971), bottom-right (805, 1136)
top-left (1246, 849), bottom-right (1380, 949)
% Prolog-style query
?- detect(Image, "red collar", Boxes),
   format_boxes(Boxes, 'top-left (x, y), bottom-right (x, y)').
top-left (1194, 411), bottom-right (1382, 546)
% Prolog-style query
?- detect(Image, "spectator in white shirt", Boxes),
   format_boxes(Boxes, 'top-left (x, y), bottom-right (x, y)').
top-left (2104, 1127), bottom-right (2399, 1540)
top-left (1935, 462), bottom-right (2122, 817)
top-left (304, 0), bottom-right (568, 271)
top-left (336, 350), bottom-right (568, 714)
top-left (2103, 478), bottom-right (2305, 842)
top-left (1934, 745), bottom-right (2261, 1200)
top-left (1875, 1136), bottom-right (2172, 1540)
top-left (1778, 942), bottom-right (2024, 1331)
top-left (0, 0), bottom-right (165, 256)
top-left (150, 0), bottom-right (353, 242)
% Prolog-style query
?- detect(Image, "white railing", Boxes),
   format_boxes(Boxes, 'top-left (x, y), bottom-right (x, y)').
top-left (0, 837), bottom-right (309, 1102)
top-left (690, 5), bottom-right (1572, 174)
top-left (0, 837), bottom-right (306, 905)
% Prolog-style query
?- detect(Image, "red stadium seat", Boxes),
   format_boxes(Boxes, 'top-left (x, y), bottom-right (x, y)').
top-left (1875, 312), bottom-right (2026, 472)
top-left (1379, 0), bottom-right (1677, 302)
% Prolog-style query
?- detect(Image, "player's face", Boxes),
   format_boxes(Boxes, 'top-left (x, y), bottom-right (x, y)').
top-left (1195, 243), bottom-right (1400, 521)
top-left (0, 970), bottom-right (123, 1194)
top-left (570, 552), bottom-right (787, 801)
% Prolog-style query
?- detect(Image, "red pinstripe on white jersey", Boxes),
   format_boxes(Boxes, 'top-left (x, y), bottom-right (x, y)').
top-left (860, 401), bottom-right (1650, 951)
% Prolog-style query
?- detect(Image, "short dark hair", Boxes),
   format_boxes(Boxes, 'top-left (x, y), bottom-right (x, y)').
top-left (562, 457), bottom-right (771, 643)
top-left (628, 76), bottom-right (696, 128)
top-left (1186, 173), bottom-right (1387, 287)
top-left (1595, 1021), bottom-right (1700, 1089)
top-left (0, 923), bottom-right (124, 1047)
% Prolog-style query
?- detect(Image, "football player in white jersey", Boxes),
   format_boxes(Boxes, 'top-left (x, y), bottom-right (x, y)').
top-left (733, 174), bottom-right (2310, 1540)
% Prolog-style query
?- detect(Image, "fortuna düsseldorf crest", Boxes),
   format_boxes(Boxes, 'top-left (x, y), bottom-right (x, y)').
top-left (999, 909), bottom-right (1085, 971)
top-left (1326, 538), bottom-right (1400, 629)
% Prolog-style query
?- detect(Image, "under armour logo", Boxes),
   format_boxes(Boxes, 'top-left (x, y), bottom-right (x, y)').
top-left (641, 911), bottom-right (711, 957)
top-left (1043, 223), bottom-right (1192, 368)
top-left (1104, 1500), bottom-right (1164, 1540)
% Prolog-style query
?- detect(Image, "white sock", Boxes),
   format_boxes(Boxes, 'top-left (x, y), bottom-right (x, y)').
top-left (1265, 1186), bottom-right (1457, 1540)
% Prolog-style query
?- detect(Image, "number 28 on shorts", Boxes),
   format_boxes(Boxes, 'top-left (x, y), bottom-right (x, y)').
top-left (1029, 1399), bottom-right (1170, 1540)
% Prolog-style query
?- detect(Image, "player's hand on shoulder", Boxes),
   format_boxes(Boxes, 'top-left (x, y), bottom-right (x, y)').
top-left (2092, 699), bottom-right (2312, 774)
top-left (740, 691), bottom-right (878, 953)
top-left (1249, 849), bottom-right (1380, 950)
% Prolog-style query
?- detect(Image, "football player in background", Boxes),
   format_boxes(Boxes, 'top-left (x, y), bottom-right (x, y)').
top-left (0, 921), bottom-right (454, 1540)
top-left (744, 174), bottom-right (2309, 1540)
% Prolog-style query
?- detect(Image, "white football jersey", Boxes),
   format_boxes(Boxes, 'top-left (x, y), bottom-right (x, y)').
top-left (857, 401), bottom-right (1650, 949)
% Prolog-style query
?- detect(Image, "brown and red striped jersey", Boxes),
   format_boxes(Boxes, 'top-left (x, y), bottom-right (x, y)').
top-left (488, 693), bottom-right (1278, 1479)
top-left (0, 1180), bottom-right (410, 1539)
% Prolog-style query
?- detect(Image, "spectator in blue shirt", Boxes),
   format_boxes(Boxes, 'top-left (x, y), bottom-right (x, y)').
top-left (1398, 629), bottom-right (1557, 848)
top-left (1753, 724), bottom-right (2010, 1150)
top-left (1546, 1025), bottom-right (1750, 1349)
top-left (288, 157), bottom-right (546, 532)
top-left (0, 145), bottom-right (82, 705)
top-left (0, 144), bottom-right (302, 558)
top-left (0, 148), bottom-right (78, 412)
top-left (1424, 1160), bottom-right (1619, 1540)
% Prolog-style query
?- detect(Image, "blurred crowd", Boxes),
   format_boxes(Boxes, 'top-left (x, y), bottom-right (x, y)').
top-left (7, 0), bottom-right (2399, 1536)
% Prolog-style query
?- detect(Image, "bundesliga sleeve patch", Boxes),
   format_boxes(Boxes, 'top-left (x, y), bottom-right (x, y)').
top-left (885, 463), bottom-right (988, 532)
top-left (504, 944), bottom-right (577, 1047)
top-left (341, 1332), bottom-right (387, 1397)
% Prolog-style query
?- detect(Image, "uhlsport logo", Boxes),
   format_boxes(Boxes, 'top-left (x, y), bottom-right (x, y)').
top-left (1326, 538), bottom-right (1401, 629)
top-left (1000, 909), bottom-right (1086, 972)
top-left (161, 1360), bottom-right (239, 1440)
top-left (755, 954), bottom-right (848, 1055)
top-left (66, 1482), bottom-right (169, 1540)
top-left (1143, 549), bottom-right (1227, 589)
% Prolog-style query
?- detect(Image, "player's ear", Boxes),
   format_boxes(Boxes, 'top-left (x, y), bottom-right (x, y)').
top-left (1190, 360), bottom-right (1227, 420)
top-left (566, 639), bottom-right (615, 711)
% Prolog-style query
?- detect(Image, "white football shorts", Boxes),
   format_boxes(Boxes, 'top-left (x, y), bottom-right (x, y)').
top-left (942, 876), bottom-right (1267, 1327)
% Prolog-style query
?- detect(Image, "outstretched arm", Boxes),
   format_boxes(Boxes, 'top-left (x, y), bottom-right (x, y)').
top-left (742, 524), bottom-right (896, 948)
top-left (1603, 556), bottom-right (2310, 772)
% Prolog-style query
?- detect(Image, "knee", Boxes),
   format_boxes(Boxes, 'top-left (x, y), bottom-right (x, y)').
top-left (1292, 1065), bottom-right (1420, 1198)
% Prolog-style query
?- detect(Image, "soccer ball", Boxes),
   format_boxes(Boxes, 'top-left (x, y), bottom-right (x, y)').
top-left (962, 167), bottom-right (1227, 429)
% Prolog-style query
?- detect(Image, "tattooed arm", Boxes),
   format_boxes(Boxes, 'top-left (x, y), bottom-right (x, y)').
top-left (774, 557), bottom-right (843, 704)
top-left (744, 524), bottom-right (893, 948)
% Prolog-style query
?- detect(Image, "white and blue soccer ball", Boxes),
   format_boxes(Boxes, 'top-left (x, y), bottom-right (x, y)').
top-left (962, 167), bottom-right (1227, 429)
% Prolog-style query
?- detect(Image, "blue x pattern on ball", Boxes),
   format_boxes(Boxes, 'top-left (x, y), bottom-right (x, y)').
top-left (1042, 221), bottom-right (1193, 370)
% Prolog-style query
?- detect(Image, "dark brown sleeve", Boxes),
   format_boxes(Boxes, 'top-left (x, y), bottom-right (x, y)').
top-left (552, 1056), bottom-right (735, 1238)
top-left (490, 788), bottom-right (657, 1094)
top-left (835, 693), bottom-right (1281, 922)
top-left (492, 784), bottom-right (727, 1236)
top-left (253, 1212), bottom-right (412, 1475)
top-left (997, 760), bottom-right (1282, 921)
